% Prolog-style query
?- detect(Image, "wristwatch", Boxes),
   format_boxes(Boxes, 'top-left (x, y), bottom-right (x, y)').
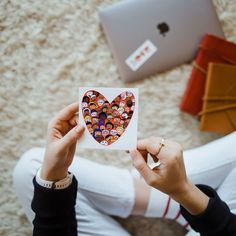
top-left (36, 168), bottom-right (73, 190)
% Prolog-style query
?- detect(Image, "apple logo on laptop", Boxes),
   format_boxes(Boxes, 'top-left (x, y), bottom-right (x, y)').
top-left (157, 22), bottom-right (170, 37)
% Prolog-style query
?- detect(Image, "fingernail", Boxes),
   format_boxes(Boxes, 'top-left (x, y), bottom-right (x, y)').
top-left (76, 124), bottom-right (84, 132)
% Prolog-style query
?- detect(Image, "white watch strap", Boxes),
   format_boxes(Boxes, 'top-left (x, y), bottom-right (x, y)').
top-left (36, 168), bottom-right (73, 190)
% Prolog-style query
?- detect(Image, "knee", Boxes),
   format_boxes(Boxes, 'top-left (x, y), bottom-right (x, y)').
top-left (13, 148), bottom-right (45, 190)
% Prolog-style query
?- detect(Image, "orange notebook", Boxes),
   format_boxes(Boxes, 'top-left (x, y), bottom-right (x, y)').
top-left (199, 63), bottom-right (236, 134)
top-left (180, 34), bottom-right (236, 116)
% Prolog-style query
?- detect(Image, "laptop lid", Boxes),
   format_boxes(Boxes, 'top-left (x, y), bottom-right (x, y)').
top-left (99, 0), bottom-right (224, 82)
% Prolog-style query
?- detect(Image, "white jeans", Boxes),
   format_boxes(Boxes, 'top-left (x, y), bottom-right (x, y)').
top-left (13, 132), bottom-right (236, 236)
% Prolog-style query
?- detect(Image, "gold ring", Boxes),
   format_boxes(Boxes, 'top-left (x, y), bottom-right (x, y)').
top-left (156, 138), bottom-right (165, 156)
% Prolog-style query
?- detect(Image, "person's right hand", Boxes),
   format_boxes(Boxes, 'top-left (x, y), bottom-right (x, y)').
top-left (130, 137), bottom-right (209, 215)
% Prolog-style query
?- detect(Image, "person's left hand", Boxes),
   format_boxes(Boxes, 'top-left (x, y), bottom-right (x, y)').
top-left (130, 137), bottom-right (187, 197)
top-left (41, 102), bottom-right (85, 181)
top-left (130, 137), bottom-right (210, 215)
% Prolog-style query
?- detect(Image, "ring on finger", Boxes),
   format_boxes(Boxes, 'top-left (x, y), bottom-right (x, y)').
top-left (155, 138), bottom-right (165, 156)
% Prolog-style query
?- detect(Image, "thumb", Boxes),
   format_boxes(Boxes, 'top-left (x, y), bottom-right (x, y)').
top-left (60, 124), bottom-right (85, 148)
top-left (130, 149), bottom-right (156, 186)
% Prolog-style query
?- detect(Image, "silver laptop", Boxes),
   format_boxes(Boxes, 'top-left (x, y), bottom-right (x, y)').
top-left (99, 0), bottom-right (224, 82)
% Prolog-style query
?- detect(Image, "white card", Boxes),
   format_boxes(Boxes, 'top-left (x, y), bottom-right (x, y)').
top-left (125, 40), bottom-right (157, 71)
top-left (77, 87), bottom-right (139, 150)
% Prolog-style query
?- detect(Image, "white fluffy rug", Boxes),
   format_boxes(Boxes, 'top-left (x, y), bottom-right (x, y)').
top-left (0, 0), bottom-right (235, 235)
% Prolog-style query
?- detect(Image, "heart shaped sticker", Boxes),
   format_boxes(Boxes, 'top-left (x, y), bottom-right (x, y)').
top-left (82, 90), bottom-right (135, 146)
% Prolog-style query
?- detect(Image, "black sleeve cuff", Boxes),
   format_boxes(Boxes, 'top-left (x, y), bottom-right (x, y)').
top-left (31, 176), bottom-right (78, 218)
top-left (180, 184), bottom-right (231, 235)
top-left (31, 176), bottom-right (78, 236)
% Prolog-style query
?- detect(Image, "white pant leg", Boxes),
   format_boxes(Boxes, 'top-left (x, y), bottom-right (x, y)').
top-left (69, 156), bottom-right (135, 235)
top-left (13, 148), bottom-right (132, 236)
top-left (77, 190), bottom-right (131, 236)
top-left (146, 132), bottom-right (236, 222)
top-left (184, 132), bottom-right (236, 188)
top-left (69, 157), bottom-right (135, 218)
top-left (183, 132), bottom-right (236, 236)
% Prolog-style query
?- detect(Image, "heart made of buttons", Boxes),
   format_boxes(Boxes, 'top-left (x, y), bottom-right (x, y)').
top-left (82, 90), bottom-right (135, 146)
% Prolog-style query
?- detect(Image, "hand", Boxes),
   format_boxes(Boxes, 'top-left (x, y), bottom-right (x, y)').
top-left (41, 102), bottom-right (85, 181)
top-left (130, 137), bottom-right (188, 196)
top-left (130, 137), bottom-right (209, 215)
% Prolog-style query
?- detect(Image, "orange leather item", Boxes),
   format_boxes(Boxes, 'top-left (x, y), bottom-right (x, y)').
top-left (199, 63), bottom-right (236, 134)
top-left (180, 34), bottom-right (236, 116)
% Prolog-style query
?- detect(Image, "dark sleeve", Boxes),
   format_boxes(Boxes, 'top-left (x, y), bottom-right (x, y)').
top-left (180, 184), bottom-right (236, 236)
top-left (31, 176), bottom-right (78, 236)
